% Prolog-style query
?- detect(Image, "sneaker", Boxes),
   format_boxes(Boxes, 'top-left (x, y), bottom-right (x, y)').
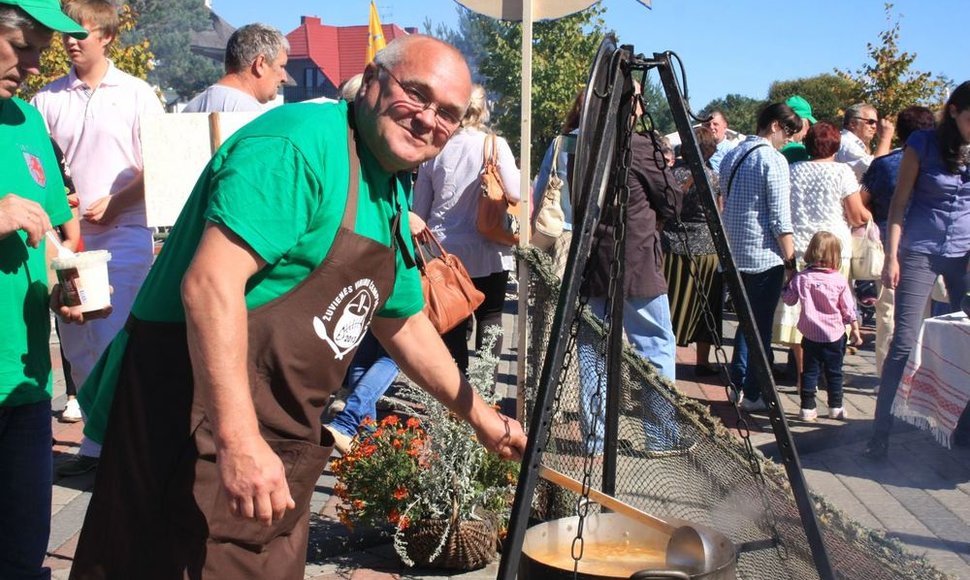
top-left (799, 408), bottom-right (818, 421)
top-left (727, 389), bottom-right (743, 404)
top-left (828, 407), bottom-right (848, 420)
top-left (323, 424), bottom-right (354, 456)
top-left (60, 398), bottom-right (82, 423)
top-left (739, 397), bottom-right (768, 412)
top-left (56, 454), bottom-right (99, 477)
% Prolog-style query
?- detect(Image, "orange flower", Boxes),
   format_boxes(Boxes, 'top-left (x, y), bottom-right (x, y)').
top-left (392, 486), bottom-right (409, 500)
top-left (388, 508), bottom-right (400, 524)
top-left (384, 415), bottom-right (400, 426)
top-left (406, 417), bottom-right (421, 429)
top-left (392, 439), bottom-right (403, 450)
top-left (352, 499), bottom-right (366, 510)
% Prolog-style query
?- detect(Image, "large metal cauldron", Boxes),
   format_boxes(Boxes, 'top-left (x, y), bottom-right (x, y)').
top-left (520, 513), bottom-right (736, 580)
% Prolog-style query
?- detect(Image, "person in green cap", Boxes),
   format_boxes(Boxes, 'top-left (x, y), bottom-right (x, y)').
top-left (781, 95), bottom-right (817, 164)
top-left (0, 2), bottom-right (89, 577)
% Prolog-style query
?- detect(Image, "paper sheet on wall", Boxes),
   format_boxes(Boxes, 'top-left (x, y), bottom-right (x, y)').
top-left (142, 111), bottom-right (262, 228)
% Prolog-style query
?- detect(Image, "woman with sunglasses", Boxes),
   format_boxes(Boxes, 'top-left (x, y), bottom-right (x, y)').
top-left (718, 102), bottom-right (802, 411)
top-left (866, 81), bottom-right (970, 460)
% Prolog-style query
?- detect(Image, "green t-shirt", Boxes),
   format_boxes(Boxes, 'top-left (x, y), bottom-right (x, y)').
top-left (0, 98), bottom-right (72, 406)
top-left (133, 101), bottom-right (423, 321)
top-left (781, 142), bottom-right (810, 164)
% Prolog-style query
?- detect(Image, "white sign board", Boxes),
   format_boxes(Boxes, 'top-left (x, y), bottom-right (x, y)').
top-left (142, 111), bottom-right (262, 227)
top-left (454, 0), bottom-right (597, 21)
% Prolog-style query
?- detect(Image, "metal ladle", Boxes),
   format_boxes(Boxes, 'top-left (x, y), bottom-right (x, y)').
top-left (539, 466), bottom-right (710, 574)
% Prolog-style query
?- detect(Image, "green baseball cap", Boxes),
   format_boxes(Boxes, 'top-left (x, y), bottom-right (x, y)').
top-left (0, 0), bottom-right (88, 38)
top-left (786, 95), bottom-right (817, 124)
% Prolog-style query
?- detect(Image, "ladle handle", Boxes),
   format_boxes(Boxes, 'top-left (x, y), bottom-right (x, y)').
top-left (538, 466), bottom-right (676, 536)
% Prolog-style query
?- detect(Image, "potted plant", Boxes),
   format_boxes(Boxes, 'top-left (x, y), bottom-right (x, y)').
top-left (330, 328), bottom-right (519, 570)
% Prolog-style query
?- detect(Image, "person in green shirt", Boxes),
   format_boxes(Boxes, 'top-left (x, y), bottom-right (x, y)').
top-left (0, 2), bottom-right (89, 577)
top-left (59, 34), bottom-right (527, 579)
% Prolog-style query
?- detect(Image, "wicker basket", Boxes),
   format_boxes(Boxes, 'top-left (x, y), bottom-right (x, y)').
top-left (399, 516), bottom-right (498, 570)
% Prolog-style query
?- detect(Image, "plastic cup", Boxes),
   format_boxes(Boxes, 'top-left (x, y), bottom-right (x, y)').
top-left (51, 250), bottom-right (112, 313)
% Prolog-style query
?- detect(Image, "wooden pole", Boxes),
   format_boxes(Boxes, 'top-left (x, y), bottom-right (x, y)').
top-left (514, 0), bottom-right (533, 422)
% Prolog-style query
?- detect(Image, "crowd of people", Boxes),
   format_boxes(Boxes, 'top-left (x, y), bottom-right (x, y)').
top-left (1, 0), bottom-right (968, 578)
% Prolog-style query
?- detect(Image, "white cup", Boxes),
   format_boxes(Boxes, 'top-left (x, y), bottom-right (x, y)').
top-left (51, 250), bottom-right (112, 313)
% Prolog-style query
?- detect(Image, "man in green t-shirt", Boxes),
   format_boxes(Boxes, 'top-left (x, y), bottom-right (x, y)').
top-left (62, 34), bottom-right (527, 578)
top-left (0, 1), bottom-right (89, 577)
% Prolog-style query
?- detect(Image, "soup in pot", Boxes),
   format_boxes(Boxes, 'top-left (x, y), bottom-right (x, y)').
top-left (525, 540), bottom-right (666, 577)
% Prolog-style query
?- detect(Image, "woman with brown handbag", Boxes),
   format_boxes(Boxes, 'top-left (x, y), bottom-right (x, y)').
top-left (412, 84), bottom-right (521, 374)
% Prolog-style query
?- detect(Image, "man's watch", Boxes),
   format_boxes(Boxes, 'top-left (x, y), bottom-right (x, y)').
top-left (783, 256), bottom-right (797, 271)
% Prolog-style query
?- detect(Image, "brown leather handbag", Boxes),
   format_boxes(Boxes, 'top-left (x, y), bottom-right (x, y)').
top-left (476, 133), bottom-right (524, 246)
top-left (414, 230), bottom-right (485, 334)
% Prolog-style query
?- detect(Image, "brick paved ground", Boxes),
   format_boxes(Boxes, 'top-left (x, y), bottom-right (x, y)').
top-left (44, 301), bottom-right (970, 579)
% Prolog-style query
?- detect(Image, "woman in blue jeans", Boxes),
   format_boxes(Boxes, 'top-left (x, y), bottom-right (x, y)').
top-left (865, 81), bottom-right (970, 460)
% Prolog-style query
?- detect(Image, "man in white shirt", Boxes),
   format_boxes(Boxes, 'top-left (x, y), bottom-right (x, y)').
top-left (32, 0), bottom-right (163, 477)
top-left (182, 23), bottom-right (288, 113)
top-left (835, 102), bottom-right (895, 181)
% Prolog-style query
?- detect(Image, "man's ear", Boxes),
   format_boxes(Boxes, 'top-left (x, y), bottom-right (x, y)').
top-left (251, 54), bottom-right (266, 78)
top-left (361, 62), bottom-right (379, 85)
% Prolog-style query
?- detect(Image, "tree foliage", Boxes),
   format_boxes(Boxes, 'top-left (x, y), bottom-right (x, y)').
top-left (19, 4), bottom-right (153, 102)
top-left (437, 5), bottom-right (611, 170)
top-left (699, 94), bottom-right (765, 136)
top-left (767, 74), bottom-right (862, 125)
top-left (124, 0), bottom-right (221, 99)
top-left (835, 3), bottom-right (949, 119)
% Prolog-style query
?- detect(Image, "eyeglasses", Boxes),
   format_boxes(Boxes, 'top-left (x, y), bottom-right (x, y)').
top-left (378, 64), bottom-right (463, 132)
top-left (854, 117), bottom-right (879, 126)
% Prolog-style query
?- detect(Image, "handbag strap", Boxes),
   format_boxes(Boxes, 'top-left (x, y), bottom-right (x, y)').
top-left (550, 135), bottom-right (562, 174)
top-left (725, 143), bottom-right (768, 199)
top-left (483, 133), bottom-right (498, 171)
top-left (412, 229), bottom-right (449, 273)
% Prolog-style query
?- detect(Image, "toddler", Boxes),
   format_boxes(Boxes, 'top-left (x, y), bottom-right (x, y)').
top-left (782, 231), bottom-right (863, 421)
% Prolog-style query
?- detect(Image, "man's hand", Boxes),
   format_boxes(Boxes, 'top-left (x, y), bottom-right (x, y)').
top-left (878, 118), bottom-right (896, 142)
top-left (82, 195), bottom-right (116, 225)
top-left (217, 436), bottom-right (296, 526)
top-left (49, 283), bottom-right (113, 324)
top-left (0, 194), bottom-right (53, 247)
top-left (408, 211), bottom-right (428, 238)
top-left (473, 409), bottom-right (527, 462)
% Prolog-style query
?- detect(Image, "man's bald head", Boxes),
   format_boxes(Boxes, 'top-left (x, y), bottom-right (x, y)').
top-left (355, 35), bottom-right (472, 173)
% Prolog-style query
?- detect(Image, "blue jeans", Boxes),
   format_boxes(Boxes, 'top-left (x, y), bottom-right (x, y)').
top-left (327, 332), bottom-right (399, 438)
top-left (873, 250), bottom-right (968, 439)
top-left (0, 401), bottom-right (53, 580)
top-left (730, 266), bottom-right (785, 402)
top-left (578, 295), bottom-right (678, 454)
top-left (800, 336), bottom-right (846, 410)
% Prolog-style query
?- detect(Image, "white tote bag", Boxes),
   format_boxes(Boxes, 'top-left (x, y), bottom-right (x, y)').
top-left (850, 220), bottom-right (885, 281)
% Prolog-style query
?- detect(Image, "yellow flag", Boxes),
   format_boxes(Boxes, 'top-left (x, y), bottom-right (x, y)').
top-left (366, 1), bottom-right (386, 63)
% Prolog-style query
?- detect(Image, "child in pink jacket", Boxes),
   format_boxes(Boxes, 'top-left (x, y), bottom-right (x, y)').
top-left (783, 231), bottom-right (863, 421)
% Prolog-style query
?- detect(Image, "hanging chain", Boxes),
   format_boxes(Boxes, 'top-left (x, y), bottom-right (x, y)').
top-left (571, 61), bottom-right (637, 576)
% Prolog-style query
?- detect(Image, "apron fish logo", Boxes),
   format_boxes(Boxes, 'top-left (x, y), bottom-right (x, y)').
top-left (313, 279), bottom-right (380, 359)
top-left (23, 152), bottom-right (47, 187)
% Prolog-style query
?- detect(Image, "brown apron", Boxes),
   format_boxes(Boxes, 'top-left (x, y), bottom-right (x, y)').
top-left (71, 130), bottom-right (404, 579)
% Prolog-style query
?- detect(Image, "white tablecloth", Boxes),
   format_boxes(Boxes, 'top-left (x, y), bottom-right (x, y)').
top-left (892, 311), bottom-right (970, 448)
